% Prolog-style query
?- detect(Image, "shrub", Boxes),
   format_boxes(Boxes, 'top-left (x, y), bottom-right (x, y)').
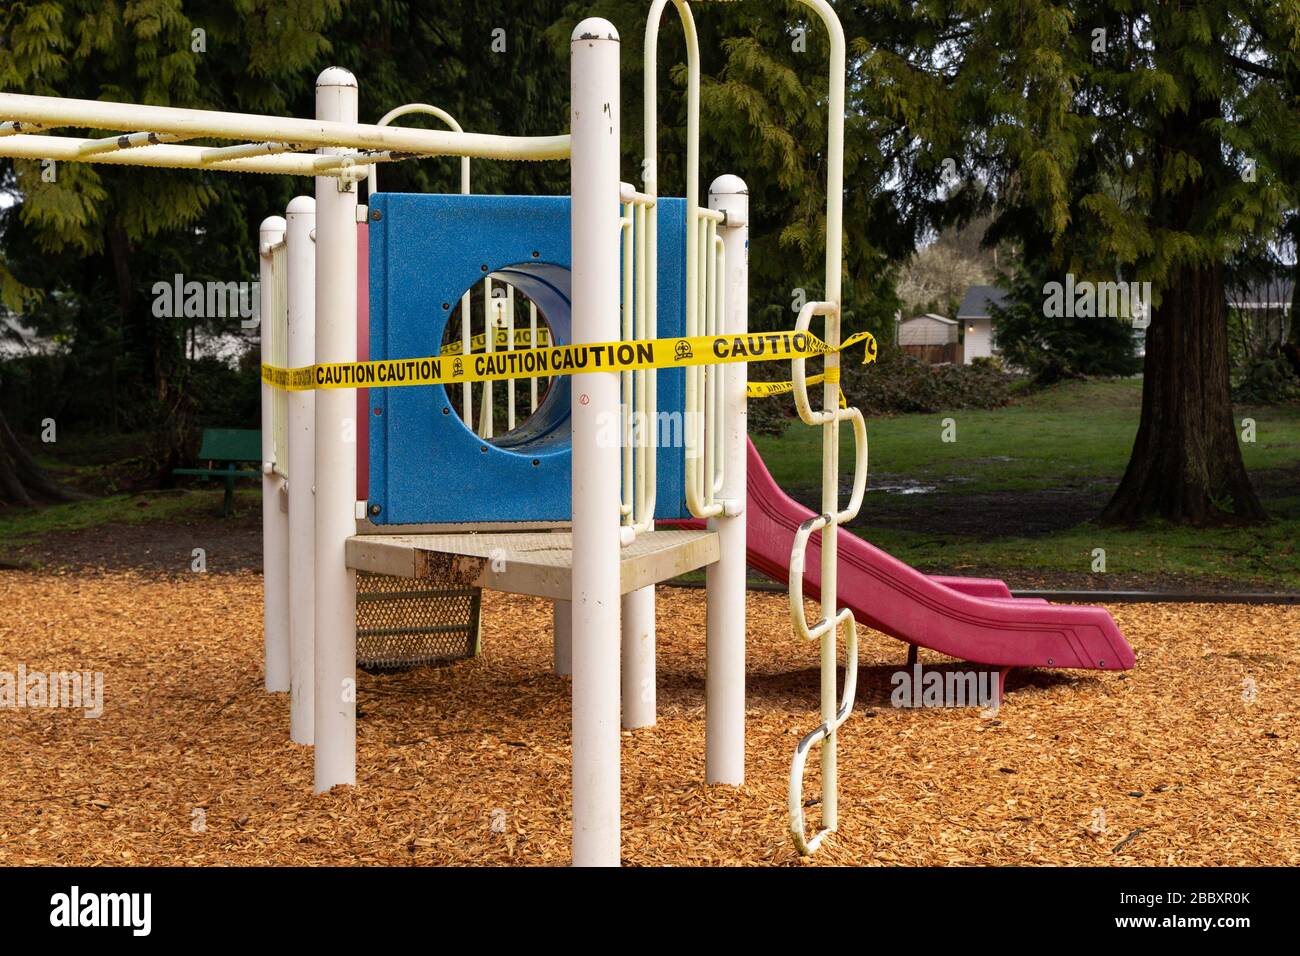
top-left (747, 351), bottom-right (1014, 436)
top-left (1233, 347), bottom-right (1300, 405)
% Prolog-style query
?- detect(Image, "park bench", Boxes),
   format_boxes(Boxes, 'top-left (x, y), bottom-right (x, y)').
top-left (174, 428), bottom-right (262, 516)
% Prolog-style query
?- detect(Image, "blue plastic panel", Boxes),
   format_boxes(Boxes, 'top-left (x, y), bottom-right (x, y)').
top-left (367, 193), bottom-right (688, 524)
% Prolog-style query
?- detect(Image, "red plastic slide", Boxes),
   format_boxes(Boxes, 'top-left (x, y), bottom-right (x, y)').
top-left (677, 440), bottom-right (1135, 673)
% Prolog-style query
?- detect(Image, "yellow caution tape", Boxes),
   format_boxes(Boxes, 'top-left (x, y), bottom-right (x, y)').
top-left (439, 326), bottom-right (552, 356)
top-left (745, 373), bottom-right (848, 407)
top-left (262, 329), bottom-right (877, 393)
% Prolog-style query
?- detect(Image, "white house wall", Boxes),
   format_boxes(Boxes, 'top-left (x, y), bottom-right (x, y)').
top-left (963, 318), bottom-right (993, 363)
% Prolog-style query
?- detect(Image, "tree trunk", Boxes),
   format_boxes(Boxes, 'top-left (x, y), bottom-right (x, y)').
top-left (1099, 89), bottom-right (1266, 527)
top-left (1100, 261), bottom-right (1265, 526)
top-left (1097, 261), bottom-right (1258, 528)
top-left (0, 408), bottom-right (84, 507)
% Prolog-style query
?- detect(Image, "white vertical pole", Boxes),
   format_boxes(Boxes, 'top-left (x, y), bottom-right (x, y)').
top-left (479, 277), bottom-right (495, 440)
top-left (461, 290), bottom-right (473, 428)
top-left (553, 599), bottom-right (572, 676)
top-left (506, 283), bottom-right (516, 430)
top-left (818, 1), bottom-right (848, 837)
top-left (706, 175), bottom-right (749, 785)
top-left (259, 216), bottom-right (289, 694)
top-left (312, 67), bottom-right (359, 793)
top-left (529, 301), bottom-right (539, 411)
top-left (285, 197), bottom-right (316, 743)
top-left (621, 587), bottom-right (655, 728)
top-left (570, 18), bottom-right (622, 867)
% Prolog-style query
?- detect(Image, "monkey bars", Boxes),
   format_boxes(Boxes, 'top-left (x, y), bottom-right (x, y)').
top-left (0, 91), bottom-right (569, 177)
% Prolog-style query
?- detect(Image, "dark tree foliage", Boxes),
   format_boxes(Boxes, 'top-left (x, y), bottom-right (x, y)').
top-left (0, 1), bottom-right (573, 502)
top-left (991, 256), bottom-right (1142, 384)
top-left (3, 0), bottom-right (1300, 527)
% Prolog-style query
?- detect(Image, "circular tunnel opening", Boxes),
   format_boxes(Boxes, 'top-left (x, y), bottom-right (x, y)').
top-left (439, 262), bottom-right (572, 453)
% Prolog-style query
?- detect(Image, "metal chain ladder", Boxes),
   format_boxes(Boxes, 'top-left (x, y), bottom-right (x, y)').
top-left (786, 301), bottom-right (870, 855)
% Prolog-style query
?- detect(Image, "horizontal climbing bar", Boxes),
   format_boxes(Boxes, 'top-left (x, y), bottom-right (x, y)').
top-left (75, 130), bottom-right (185, 156)
top-left (0, 91), bottom-right (570, 161)
top-left (0, 134), bottom-right (329, 175)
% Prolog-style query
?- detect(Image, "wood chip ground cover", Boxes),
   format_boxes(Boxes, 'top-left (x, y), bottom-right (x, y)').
top-left (0, 570), bottom-right (1295, 866)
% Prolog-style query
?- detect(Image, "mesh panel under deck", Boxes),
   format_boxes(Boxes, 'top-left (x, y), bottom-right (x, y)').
top-left (355, 573), bottom-right (482, 669)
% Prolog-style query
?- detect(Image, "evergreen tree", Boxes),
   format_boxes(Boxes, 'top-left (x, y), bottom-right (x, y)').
top-left (573, 0), bottom-right (1300, 524)
top-left (0, 0), bottom-right (341, 497)
top-left (991, 253), bottom-right (1142, 383)
top-left (945, 0), bottom-right (1300, 523)
top-left (5, 0), bottom-right (1298, 526)
top-left (553, 1), bottom-right (932, 340)
top-left (0, 1), bottom-right (573, 501)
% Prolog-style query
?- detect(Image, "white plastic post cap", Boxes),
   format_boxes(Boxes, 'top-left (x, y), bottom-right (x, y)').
top-left (709, 174), bottom-right (749, 226)
top-left (571, 18), bottom-right (619, 43)
top-left (286, 195), bottom-right (317, 215)
top-left (259, 215), bottom-right (287, 236)
top-left (709, 174), bottom-right (749, 196)
top-left (316, 66), bottom-right (358, 88)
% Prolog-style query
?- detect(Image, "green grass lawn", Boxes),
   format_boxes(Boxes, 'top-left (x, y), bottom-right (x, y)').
top-left (7, 379), bottom-right (1300, 589)
top-left (755, 378), bottom-right (1300, 590)
top-left (0, 488), bottom-right (252, 565)
top-left (861, 507), bottom-right (1300, 589)
top-left (0, 429), bottom-right (253, 560)
top-left (758, 378), bottom-right (1300, 492)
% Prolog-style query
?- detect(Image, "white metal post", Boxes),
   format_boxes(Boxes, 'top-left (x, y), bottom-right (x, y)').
top-left (569, 18), bottom-right (622, 867)
top-left (553, 599), bottom-right (572, 676)
top-left (259, 216), bottom-right (290, 694)
top-left (813, 0), bottom-right (847, 835)
top-left (479, 276), bottom-right (495, 439)
top-left (706, 175), bottom-right (749, 785)
top-left (285, 197), bottom-right (316, 743)
top-left (312, 68), bottom-right (359, 792)
top-left (621, 586), bottom-right (655, 729)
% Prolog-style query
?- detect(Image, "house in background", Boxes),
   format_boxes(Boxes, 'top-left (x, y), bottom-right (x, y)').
top-left (897, 313), bottom-right (959, 364)
top-left (956, 285), bottom-right (1010, 364)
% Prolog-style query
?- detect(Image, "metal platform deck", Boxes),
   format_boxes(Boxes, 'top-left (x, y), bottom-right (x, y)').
top-left (345, 529), bottom-right (719, 601)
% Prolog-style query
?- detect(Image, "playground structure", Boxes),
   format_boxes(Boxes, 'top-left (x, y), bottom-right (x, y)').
top-left (0, 1), bottom-right (1132, 867)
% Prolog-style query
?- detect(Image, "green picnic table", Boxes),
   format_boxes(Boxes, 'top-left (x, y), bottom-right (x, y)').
top-left (173, 428), bottom-right (262, 517)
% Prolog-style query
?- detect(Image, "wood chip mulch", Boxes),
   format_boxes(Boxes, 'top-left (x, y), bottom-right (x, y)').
top-left (1, 569), bottom-right (1296, 866)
